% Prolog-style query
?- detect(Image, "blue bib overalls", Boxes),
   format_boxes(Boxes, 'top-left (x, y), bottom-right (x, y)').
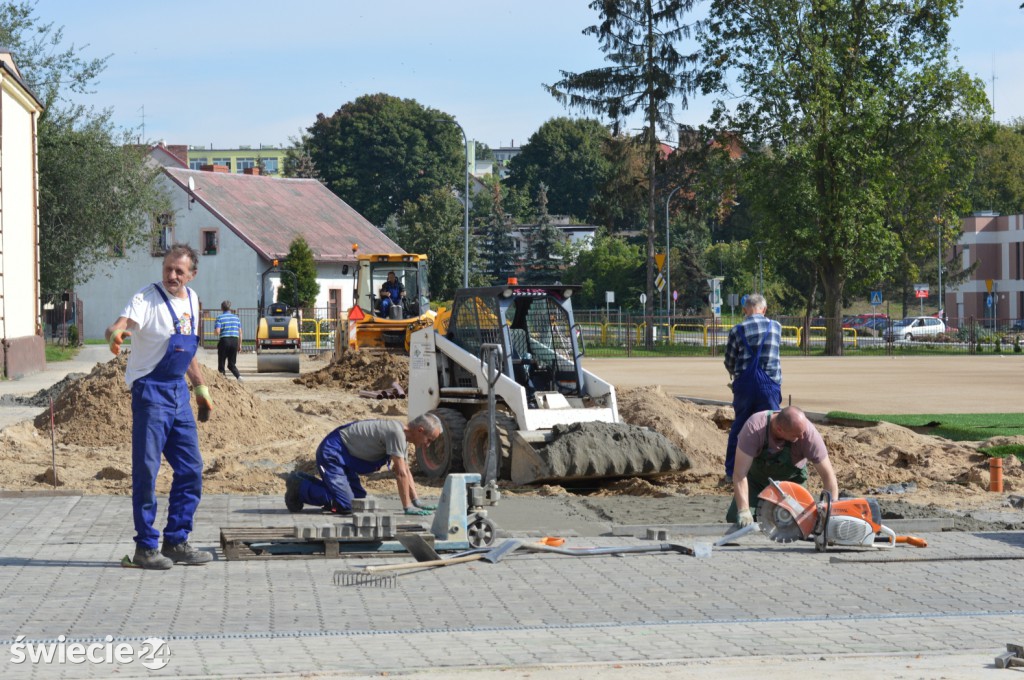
top-left (297, 422), bottom-right (389, 511)
top-left (130, 285), bottom-right (202, 549)
top-left (725, 326), bottom-right (782, 478)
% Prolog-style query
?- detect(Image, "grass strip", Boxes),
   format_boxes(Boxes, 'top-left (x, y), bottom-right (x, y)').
top-left (827, 411), bottom-right (1024, 442)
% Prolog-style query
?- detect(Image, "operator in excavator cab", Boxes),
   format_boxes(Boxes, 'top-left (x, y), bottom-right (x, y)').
top-left (726, 406), bottom-right (839, 533)
top-left (383, 271), bottom-right (405, 315)
top-left (378, 284), bottom-right (395, 318)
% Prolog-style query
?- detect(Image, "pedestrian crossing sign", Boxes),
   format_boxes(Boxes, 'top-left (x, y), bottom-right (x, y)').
top-left (870, 291), bottom-right (882, 305)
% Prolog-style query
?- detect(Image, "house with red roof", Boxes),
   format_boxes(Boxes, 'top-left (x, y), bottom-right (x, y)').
top-left (76, 164), bottom-right (401, 340)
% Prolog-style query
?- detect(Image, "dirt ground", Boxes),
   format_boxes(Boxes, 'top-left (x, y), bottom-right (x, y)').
top-left (1, 350), bottom-right (1022, 529)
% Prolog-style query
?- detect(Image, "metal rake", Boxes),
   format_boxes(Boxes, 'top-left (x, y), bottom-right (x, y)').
top-left (333, 570), bottom-right (398, 588)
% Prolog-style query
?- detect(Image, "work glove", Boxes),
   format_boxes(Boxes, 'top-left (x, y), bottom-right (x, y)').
top-left (194, 385), bottom-right (213, 423)
top-left (412, 498), bottom-right (438, 511)
top-left (108, 329), bottom-right (131, 356)
top-left (403, 506), bottom-right (432, 516)
top-left (736, 508), bottom-right (754, 528)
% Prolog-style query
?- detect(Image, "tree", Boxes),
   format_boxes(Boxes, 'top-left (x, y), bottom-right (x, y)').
top-left (547, 0), bottom-right (701, 345)
top-left (522, 183), bottom-right (567, 284)
top-left (966, 119), bottom-right (1024, 216)
top-left (701, 0), bottom-right (990, 354)
top-left (305, 94), bottom-right (462, 225)
top-left (589, 132), bottom-right (649, 233)
top-left (478, 181), bottom-right (519, 285)
top-left (278, 236), bottom-right (320, 310)
top-left (506, 117), bottom-right (612, 221)
top-left (0, 0), bottom-right (170, 298)
top-left (386, 188), bottom-right (466, 301)
top-left (283, 130), bottom-right (320, 179)
top-left (39, 115), bottom-right (169, 297)
top-left (562, 230), bottom-right (645, 310)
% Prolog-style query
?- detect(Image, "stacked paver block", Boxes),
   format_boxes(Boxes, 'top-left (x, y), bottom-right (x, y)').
top-left (292, 498), bottom-right (401, 540)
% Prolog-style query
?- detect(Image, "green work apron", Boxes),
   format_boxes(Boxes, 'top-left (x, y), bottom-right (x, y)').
top-left (726, 413), bottom-right (809, 523)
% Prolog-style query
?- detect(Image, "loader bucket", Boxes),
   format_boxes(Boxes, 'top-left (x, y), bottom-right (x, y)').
top-left (509, 421), bottom-right (690, 485)
top-left (256, 352), bottom-right (300, 373)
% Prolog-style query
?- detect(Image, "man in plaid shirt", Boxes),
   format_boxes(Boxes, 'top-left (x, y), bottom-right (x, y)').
top-left (723, 293), bottom-right (782, 478)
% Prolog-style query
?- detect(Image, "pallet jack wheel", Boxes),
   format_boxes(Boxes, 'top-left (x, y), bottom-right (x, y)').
top-left (467, 516), bottom-right (496, 548)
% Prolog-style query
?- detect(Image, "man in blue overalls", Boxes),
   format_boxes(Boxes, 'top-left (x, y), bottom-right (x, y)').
top-left (285, 415), bottom-right (442, 516)
top-left (106, 244), bottom-right (215, 570)
top-left (723, 293), bottom-right (782, 479)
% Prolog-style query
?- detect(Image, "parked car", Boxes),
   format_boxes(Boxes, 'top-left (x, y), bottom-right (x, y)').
top-left (885, 316), bottom-right (946, 341)
top-left (1010, 319), bottom-right (1024, 332)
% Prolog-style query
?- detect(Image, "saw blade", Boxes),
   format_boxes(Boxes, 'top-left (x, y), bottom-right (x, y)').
top-left (757, 497), bottom-right (806, 543)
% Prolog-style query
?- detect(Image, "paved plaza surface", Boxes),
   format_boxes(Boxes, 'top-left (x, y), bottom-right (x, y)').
top-left (1, 348), bottom-right (1023, 677)
top-left (0, 493), bottom-right (1021, 678)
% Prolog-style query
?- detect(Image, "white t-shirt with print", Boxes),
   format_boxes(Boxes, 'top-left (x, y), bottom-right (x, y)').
top-left (121, 283), bottom-right (199, 387)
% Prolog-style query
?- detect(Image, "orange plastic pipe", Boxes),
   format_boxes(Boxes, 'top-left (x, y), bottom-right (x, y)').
top-left (990, 456), bottom-right (1004, 493)
top-left (895, 536), bottom-right (928, 548)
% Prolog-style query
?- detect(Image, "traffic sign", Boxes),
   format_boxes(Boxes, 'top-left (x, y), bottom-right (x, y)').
top-left (655, 273), bottom-right (665, 292)
top-left (986, 279), bottom-right (994, 293)
top-left (870, 291), bottom-right (882, 305)
top-left (913, 283), bottom-right (929, 299)
top-left (655, 253), bottom-right (666, 272)
top-left (640, 293), bottom-right (647, 305)
top-left (987, 294), bottom-right (993, 308)
top-left (672, 290), bottom-right (679, 302)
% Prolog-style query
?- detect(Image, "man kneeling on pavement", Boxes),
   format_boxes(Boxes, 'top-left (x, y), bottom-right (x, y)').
top-left (286, 415), bottom-right (442, 516)
top-left (727, 406), bottom-right (839, 531)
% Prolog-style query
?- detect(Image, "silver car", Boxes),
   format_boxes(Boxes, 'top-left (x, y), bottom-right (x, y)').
top-left (885, 316), bottom-right (946, 341)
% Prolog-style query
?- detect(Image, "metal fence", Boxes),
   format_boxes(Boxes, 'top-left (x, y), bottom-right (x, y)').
top-left (573, 310), bottom-right (1024, 357)
top-left (200, 307), bottom-right (338, 355)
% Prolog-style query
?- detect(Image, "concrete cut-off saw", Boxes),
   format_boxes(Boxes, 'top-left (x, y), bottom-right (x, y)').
top-left (757, 479), bottom-right (926, 552)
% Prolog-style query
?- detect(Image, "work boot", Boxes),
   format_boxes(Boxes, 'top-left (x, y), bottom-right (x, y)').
top-left (132, 546), bottom-right (173, 570)
top-left (161, 541), bottom-right (212, 565)
top-left (285, 474), bottom-right (304, 512)
top-left (321, 503), bottom-right (352, 516)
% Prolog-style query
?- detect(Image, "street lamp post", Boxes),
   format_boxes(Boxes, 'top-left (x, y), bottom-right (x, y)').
top-left (437, 117), bottom-right (471, 287)
top-left (937, 225), bottom-right (944, 320)
top-left (755, 240), bottom-right (765, 294)
top-left (665, 185), bottom-right (682, 318)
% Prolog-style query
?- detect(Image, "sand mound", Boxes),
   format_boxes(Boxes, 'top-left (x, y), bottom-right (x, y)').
top-left (33, 356), bottom-right (307, 450)
top-left (294, 351), bottom-right (410, 391)
top-left (616, 386), bottom-right (725, 477)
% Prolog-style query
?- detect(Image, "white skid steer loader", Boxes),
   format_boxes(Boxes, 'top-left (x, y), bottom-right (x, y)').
top-left (407, 282), bottom-right (689, 485)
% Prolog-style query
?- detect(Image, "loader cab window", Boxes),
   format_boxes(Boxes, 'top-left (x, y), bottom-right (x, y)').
top-left (367, 264), bottom-right (429, 318)
top-left (449, 295), bottom-right (502, 357)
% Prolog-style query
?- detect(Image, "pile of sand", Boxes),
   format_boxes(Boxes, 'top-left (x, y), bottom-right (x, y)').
top-left (293, 351), bottom-right (410, 391)
top-left (33, 356), bottom-right (308, 451)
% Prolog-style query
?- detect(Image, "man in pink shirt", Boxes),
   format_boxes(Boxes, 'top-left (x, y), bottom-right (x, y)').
top-left (727, 406), bottom-right (839, 530)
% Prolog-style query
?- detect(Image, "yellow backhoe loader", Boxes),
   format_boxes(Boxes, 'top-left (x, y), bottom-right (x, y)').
top-left (334, 249), bottom-right (435, 357)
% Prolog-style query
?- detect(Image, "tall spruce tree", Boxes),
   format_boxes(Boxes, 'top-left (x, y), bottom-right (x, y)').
top-left (479, 182), bottom-right (519, 285)
top-left (547, 0), bottom-right (701, 346)
top-left (524, 183), bottom-right (565, 284)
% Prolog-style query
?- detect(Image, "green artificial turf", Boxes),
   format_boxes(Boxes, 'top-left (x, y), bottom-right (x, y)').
top-left (827, 411), bottom-right (1024, 442)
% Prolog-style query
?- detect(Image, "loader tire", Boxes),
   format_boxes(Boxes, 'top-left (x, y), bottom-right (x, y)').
top-left (417, 408), bottom-right (466, 479)
top-left (462, 411), bottom-right (515, 480)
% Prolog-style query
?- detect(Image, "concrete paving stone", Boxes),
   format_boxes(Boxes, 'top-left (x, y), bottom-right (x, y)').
top-left (2, 494), bottom-right (1024, 677)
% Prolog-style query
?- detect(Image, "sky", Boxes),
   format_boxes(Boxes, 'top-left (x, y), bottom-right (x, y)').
top-left (31, 1), bottom-right (1024, 150)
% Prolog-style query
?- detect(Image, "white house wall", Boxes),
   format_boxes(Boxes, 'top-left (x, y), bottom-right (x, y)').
top-left (1, 84), bottom-right (38, 338)
top-left (78, 173), bottom-right (357, 338)
top-left (78, 175), bottom-right (260, 339)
